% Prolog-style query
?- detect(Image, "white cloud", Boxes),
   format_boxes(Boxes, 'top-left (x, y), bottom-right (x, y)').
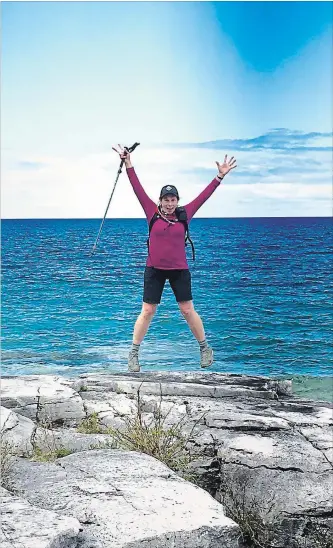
top-left (1, 141), bottom-right (332, 218)
top-left (248, 182), bottom-right (331, 200)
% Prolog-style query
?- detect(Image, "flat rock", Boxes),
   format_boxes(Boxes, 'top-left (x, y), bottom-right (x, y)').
top-left (76, 372), bottom-right (284, 400)
top-left (76, 373), bottom-right (332, 431)
top-left (0, 486), bottom-right (81, 548)
top-left (8, 449), bottom-right (240, 548)
top-left (1, 375), bottom-right (85, 425)
top-left (218, 430), bottom-right (332, 474)
top-left (76, 371), bottom-right (293, 394)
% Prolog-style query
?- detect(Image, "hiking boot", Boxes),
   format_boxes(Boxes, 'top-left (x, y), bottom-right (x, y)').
top-left (200, 346), bottom-right (214, 369)
top-left (128, 351), bottom-right (140, 373)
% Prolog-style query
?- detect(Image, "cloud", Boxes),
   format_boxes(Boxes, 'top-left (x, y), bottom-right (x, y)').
top-left (2, 130), bottom-right (332, 218)
top-left (171, 128), bottom-right (333, 152)
top-left (14, 161), bottom-right (48, 171)
top-left (248, 182), bottom-right (331, 201)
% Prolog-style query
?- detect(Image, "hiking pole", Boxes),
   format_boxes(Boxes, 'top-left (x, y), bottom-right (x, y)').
top-left (90, 142), bottom-right (140, 255)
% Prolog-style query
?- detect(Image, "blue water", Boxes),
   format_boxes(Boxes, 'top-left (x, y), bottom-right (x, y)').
top-left (1, 218), bottom-right (332, 381)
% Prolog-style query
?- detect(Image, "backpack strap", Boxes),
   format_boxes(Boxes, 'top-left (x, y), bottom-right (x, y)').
top-left (176, 207), bottom-right (195, 261)
top-left (147, 210), bottom-right (160, 250)
top-left (185, 233), bottom-right (195, 262)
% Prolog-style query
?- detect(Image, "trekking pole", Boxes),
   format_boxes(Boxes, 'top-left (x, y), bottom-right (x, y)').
top-left (90, 142), bottom-right (140, 255)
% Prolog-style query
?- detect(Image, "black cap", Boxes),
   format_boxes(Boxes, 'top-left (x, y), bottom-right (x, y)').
top-left (159, 185), bottom-right (179, 199)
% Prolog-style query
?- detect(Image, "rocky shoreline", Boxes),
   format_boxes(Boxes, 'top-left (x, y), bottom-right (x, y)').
top-left (1, 371), bottom-right (332, 547)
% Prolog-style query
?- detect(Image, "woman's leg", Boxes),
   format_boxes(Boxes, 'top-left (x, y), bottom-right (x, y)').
top-left (169, 269), bottom-right (208, 343)
top-left (178, 300), bottom-right (205, 341)
top-left (128, 303), bottom-right (157, 372)
top-left (133, 302), bottom-right (158, 344)
top-left (178, 300), bottom-right (214, 369)
top-left (128, 267), bottom-right (165, 372)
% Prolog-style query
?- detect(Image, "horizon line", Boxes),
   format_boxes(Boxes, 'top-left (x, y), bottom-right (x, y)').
top-left (2, 216), bottom-right (332, 221)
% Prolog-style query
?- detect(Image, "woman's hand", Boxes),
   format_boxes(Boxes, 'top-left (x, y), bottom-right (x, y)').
top-left (216, 155), bottom-right (237, 178)
top-left (112, 144), bottom-right (132, 168)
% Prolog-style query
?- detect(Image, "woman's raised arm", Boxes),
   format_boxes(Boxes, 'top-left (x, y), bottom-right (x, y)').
top-left (112, 145), bottom-right (156, 220)
top-left (184, 154), bottom-right (237, 220)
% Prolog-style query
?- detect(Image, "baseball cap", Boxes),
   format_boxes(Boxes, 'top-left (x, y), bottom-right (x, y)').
top-left (159, 185), bottom-right (179, 199)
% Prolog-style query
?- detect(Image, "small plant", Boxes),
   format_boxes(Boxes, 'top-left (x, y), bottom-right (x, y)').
top-left (31, 446), bottom-right (73, 462)
top-left (77, 412), bottom-right (105, 434)
top-left (88, 439), bottom-right (118, 450)
top-left (31, 417), bottom-right (74, 462)
top-left (108, 383), bottom-right (203, 474)
top-left (78, 385), bottom-right (88, 392)
top-left (0, 437), bottom-right (16, 489)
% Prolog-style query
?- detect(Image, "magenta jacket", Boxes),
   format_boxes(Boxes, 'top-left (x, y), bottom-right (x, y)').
top-left (126, 167), bottom-right (221, 270)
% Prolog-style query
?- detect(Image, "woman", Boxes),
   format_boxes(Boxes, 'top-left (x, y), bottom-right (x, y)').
top-left (112, 145), bottom-right (237, 372)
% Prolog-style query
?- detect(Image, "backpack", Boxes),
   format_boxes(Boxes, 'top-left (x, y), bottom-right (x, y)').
top-left (146, 206), bottom-right (195, 261)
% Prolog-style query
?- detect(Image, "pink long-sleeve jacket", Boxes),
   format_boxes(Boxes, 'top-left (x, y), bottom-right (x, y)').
top-left (126, 167), bottom-right (221, 270)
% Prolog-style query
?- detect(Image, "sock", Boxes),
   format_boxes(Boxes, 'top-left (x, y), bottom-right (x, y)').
top-left (131, 343), bottom-right (140, 355)
top-left (199, 338), bottom-right (208, 351)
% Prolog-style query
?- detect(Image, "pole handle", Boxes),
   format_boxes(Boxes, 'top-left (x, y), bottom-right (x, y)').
top-left (127, 142), bottom-right (140, 153)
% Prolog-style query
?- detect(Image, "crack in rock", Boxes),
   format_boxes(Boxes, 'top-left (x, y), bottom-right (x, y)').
top-left (220, 459), bottom-right (306, 473)
top-left (76, 392), bottom-right (89, 419)
top-left (296, 427), bottom-right (333, 470)
top-left (1, 412), bottom-right (19, 434)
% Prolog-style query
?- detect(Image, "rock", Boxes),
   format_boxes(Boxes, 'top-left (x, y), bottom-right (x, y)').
top-left (0, 406), bottom-right (35, 455)
top-left (80, 389), bottom-right (187, 431)
top-left (8, 450), bottom-right (240, 548)
top-left (204, 410), bottom-right (290, 431)
top-left (77, 371), bottom-right (290, 392)
top-left (123, 394), bottom-right (188, 428)
top-left (3, 370), bottom-right (332, 547)
top-left (76, 372), bottom-right (281, 400)
top-left (218, 463), bottom-right (332, 547)
top-left (298, 425), bottom-right (333, 465)
top-left (265, 379), bottom-right (293, 396)
top-left (33, 427), bottom-right (116, 454)
top-left (216, 429), bottom-right (333, 545)
top-left (272, 399), bottom-right (333, 426)
top-left (1, 375), bottom-right (85, 426)
top-left (0, 486), bottom-right (81, 548)
top-left (218, 429), bottom-right (332, 474)
top-left (99, 414), bottom-right (127, 431)
top-left (81, 391), bottom-right (138, 423)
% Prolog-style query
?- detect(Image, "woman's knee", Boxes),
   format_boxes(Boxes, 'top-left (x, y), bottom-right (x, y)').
top-left (141, 302), bottom-right (157, 319)
top-left (178, 300), bottom-right (194, 317)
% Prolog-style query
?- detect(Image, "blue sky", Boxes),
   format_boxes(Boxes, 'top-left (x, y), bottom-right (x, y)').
top-left (1, 1), bottom-right (332, 218)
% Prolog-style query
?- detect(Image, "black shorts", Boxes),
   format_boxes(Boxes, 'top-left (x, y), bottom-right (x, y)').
top-left (143, 267), bottom-right (192, 304)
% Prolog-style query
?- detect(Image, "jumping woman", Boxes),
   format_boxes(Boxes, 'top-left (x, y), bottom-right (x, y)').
top-left (112, 145), bottom-right (237, 372)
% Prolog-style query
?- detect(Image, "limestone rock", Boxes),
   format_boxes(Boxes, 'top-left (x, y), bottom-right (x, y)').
top-left (216, 430), bottom-right (333, 545)
top-left (1, 375), bottom-right (85, 425)
top-left (8, 450), bottom-right (240, 548)
top-left (76, 371), bottom-right (281, 400)
top-left (3, 370), bottom-right (332, 547)
top-left (0, 486), bottom-right (81, 548)
top-left (33, 426), bottom-right (116, 454)
top-left (0, 406), bottom-right (34, 455)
